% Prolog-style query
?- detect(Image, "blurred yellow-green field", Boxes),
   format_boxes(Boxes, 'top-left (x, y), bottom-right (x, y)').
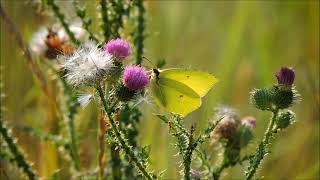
top-left (1, 0), bottom-right (319, 179)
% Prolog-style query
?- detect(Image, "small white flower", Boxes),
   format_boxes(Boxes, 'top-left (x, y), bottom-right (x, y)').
top-left (60, 42), bottom-right (114, 86)
top-left (77, 93), bottom-right (94, 108)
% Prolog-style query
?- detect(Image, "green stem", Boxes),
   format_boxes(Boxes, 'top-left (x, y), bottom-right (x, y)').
top-left (0, 120), bottom-right (38, 180)
top-left (134, 0), bottom-right (145, 65)
top-left (100, 0), bottom-right (110, 42)
top-left (110, 143), bottom-right (122, 180)
top-left (46, 0), bottom-right (80, 45)
top-left (96, 85), bottom-right (156, 180)
top-left (212, 162), bottom-right (228, 180)
top-left (246, 110), bottom-right (278, 180)
top-left (183, 140), bottom-right (193, 180)
top-left (72, 0), bottom-right (99, 43)
top-left (61, 77), bottom-right (81, 171)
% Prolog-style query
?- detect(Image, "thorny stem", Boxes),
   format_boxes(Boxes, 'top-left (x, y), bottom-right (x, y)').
top-left (134, 0), bottom-right (145, 65)
top-left (0, 3), bottom-right (49, 96)
top-left (0, 121), bottom-right (38, 180)
top-left (213, 155), bottom-right (250, 180)
top-left (96, 85), bottom-right (156, 180)
top-left (60, 78), bottom-right (81, 171)
top-left (1, 2), bottom-right (80, 171)
top-left (246, 110), bottom-right (279, 180)
top-left (46, 0), bottom-right (80, 45)
top-left (184, 126), bottom-right (195, 180)
top-left (212, 161), bottom-right (229, 180)
top-left (72, 0), bottom-right (99, 43)
top-left (100, 0), bottom-right (110, 42)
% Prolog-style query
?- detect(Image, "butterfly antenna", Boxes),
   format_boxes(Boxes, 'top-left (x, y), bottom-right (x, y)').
top-left (142, 56), bottom-right (156, 68)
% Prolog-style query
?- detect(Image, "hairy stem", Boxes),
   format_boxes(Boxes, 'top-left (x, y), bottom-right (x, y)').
top-left (100, 0), bottom-right (110, 42)
top-left (134, 0), bottom-right (145, 65)
top-left (110, 143), bottom-right (122, 180)
top-left (60, 77), bottom-right (80, 171)
top-left (212, 163), bottom-right (228, 180)
top-left (46, 0), bottom-right (80, 45)
top-left (0, 3), bottom-right (49, 96)
top-left (0, 121), bottom-right (38, 180)
top-left (96, 85), bottom-right (156, 180)
top-left (183, 127), bottom-right (194, 180)
top-left (72, 0), bottom-right (99, 43)
top-left (213, 155), bottom-right (249, 180)
top-left (246, 110), bottom-right (278, 179)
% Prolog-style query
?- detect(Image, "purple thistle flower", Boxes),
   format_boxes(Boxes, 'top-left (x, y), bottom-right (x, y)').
top-left (275, 67), bottom-right (295, 86)
top-left (123, 65), bottom-right (149, 91)
top-left (104, 38), bottom-right (131, 59)
top-left (241, 116), bottom-right (256, 129)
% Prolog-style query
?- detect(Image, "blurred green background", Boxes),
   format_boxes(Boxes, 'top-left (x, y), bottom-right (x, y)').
top-left (1, 0), bottom-right (319, 179)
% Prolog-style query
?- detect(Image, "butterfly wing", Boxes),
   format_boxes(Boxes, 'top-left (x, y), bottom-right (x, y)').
top-left (151, 77), bottom-right (201, 117)
top-left (159, 69), bottom-right (218, 97)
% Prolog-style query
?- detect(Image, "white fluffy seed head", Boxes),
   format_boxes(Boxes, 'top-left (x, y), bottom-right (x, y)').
top-left (77, 93), bottom-right (94, 108)
top-left (60, 42), bottom-right (114, 86)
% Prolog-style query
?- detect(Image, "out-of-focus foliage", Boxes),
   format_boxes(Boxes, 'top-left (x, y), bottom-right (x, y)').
top-left (1, 0), bottom-right (319, 179)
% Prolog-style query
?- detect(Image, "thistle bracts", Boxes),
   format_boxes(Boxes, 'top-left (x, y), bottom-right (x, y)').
top-left (210, 106), bottom-right (256, 179)
top-left (274, 110), bottom-right (296, 131)
top-left (246, 67), bottom-right (300, 180)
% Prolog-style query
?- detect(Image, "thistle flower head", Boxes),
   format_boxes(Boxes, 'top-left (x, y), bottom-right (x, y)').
top-left (241, 116), bottom-right (256, 129)
top-left (211, 106), bottom-right (240, 140)
top-left (60, 42), bottom-right (114, 86)
top-left (104, 38), bottom-right (132, 60)
top-left (123, 65), bottom-right (149, 91)
top-left (275, 67), bottom-right (295, 86)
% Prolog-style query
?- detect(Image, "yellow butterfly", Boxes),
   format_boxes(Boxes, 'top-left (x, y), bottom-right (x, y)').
top-left (151, 68), bottom-right (218, 117)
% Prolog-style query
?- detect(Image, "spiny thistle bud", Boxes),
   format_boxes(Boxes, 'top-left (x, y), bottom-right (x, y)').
top-left (233, 116), bottom-right (256, 148)
top-left (115, 84), bottom-right (136, 102)
top-left (238, 125), bottom-right (253, 148)
top-left (250, 88), bottom-right (274, 111)
top-left (211, 106), bottom-right (240, 140)
top-left (123, 65), bottom-right (149, 91)
top-left (272, 86), bottom-right (300, 109)
top-left (241, 116), bottom-right (256, 129)
top-left (275, 67), bottom-right (295, 86)
top-left (104, 38), bottom-right (132, 60)
top-left (275, 110), bottom-right (296, 130)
